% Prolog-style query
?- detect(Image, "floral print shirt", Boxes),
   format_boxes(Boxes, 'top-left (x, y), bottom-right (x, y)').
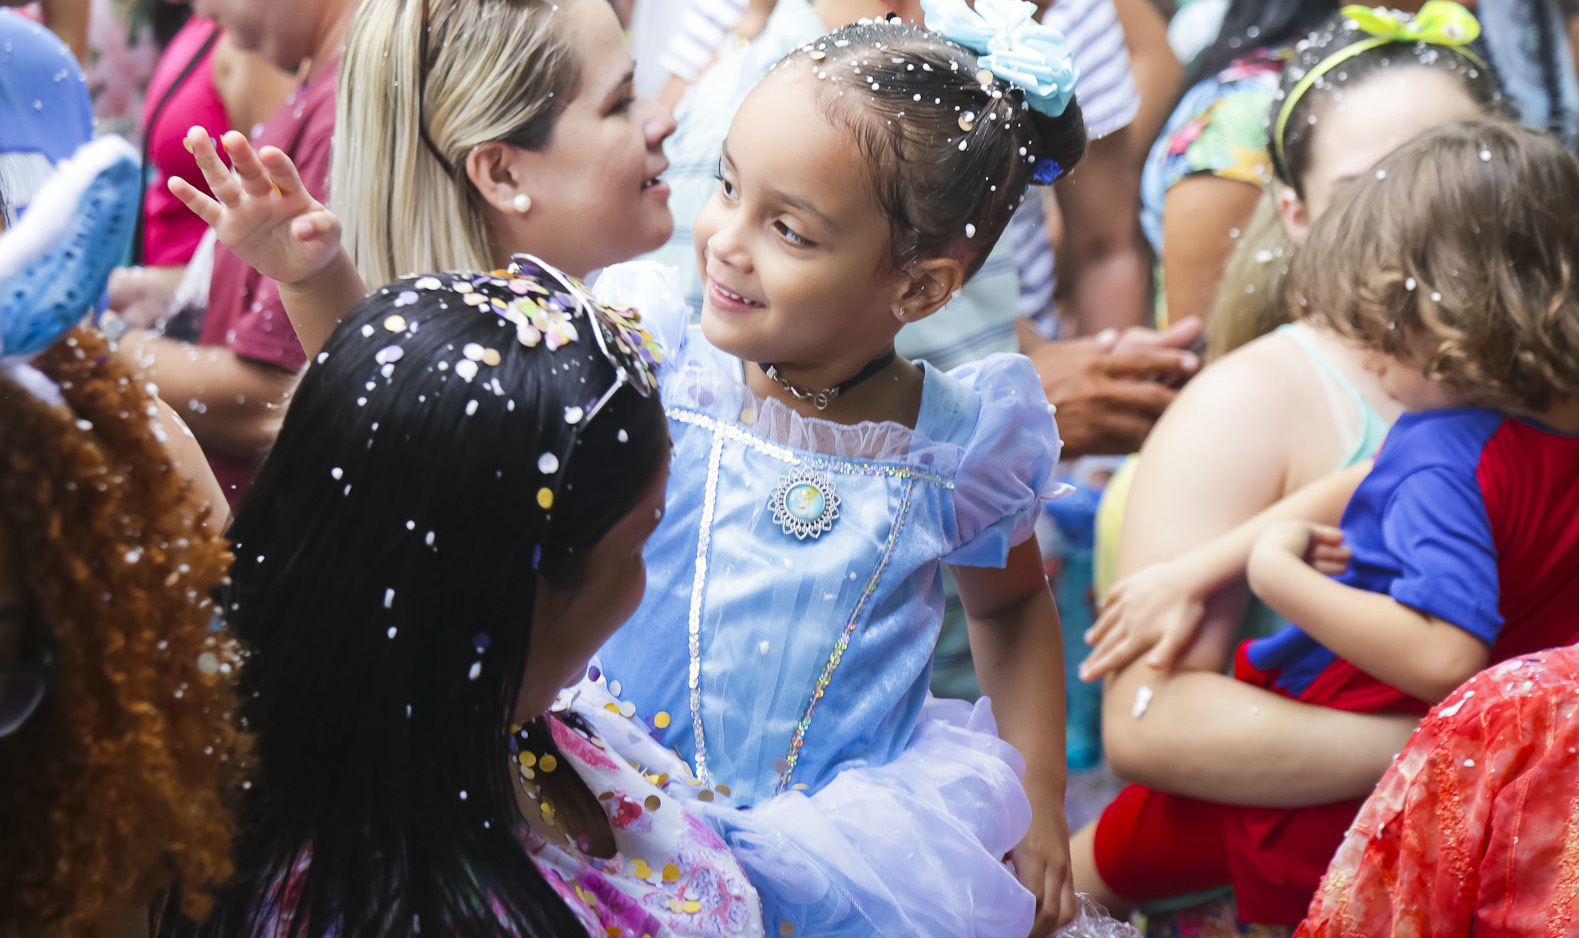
top-left (529, 712), bottom-right (764, 938)
top-left (1140, 49), bottom-right (1286, 258)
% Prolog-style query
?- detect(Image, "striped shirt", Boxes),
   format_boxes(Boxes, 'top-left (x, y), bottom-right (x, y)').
top-left (660, 0), bottom-right (751, 83)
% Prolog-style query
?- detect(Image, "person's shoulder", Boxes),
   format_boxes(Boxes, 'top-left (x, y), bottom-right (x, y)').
top-left (1161, 331), bottom-right (1308, 432)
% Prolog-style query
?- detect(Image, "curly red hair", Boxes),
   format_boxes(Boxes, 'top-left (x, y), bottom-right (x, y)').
top-left (0, 328), bottom-right (246, 936)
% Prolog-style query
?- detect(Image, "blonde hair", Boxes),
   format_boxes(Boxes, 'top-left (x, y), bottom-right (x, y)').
top-left (1292, 119), bottom-right (1579, 413)
top-left (1206, 188), bottom-right (1297, 360)
top-left (333, 0), bottom-right (581, 288)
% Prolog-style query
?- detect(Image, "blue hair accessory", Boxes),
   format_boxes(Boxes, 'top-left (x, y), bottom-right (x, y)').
top-left (920, 0), bottom-right (1079, 117)
top-left (0, 136), bottom-right (140, 403)
top-left (1032, 158), bottom-right (1063, 184)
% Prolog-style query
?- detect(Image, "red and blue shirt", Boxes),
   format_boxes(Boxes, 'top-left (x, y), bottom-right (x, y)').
top-left (1237, 407), bottom-right (1579, 714)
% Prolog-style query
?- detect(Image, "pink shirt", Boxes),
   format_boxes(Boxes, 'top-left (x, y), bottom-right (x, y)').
top-left (141, 17), bottom-right (230, 266)
top-left (199, 63), bottom-right (334, 504)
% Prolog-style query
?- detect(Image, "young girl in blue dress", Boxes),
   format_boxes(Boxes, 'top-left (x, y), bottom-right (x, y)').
top-left (171, 2), bottom-right (1089, 934)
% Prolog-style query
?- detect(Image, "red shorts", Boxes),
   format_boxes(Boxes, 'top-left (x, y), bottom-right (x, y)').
top-left (1093, 783), bottom-right (1365, 924)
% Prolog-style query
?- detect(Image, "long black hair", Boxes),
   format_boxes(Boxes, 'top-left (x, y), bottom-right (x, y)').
top-left (176, 272), bottom-right (668, 938)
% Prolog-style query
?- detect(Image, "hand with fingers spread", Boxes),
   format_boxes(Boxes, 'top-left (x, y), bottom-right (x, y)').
top-left (1079, 556), bottom-right (1212, 682)
top-left (170, 127), bottom-right (344, 290)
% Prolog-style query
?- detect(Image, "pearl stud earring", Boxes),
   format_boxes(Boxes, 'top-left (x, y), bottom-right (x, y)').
top-left (512, 193), bottom-right (532, 214)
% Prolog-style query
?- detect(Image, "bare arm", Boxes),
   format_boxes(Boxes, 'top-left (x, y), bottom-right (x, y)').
top-left (1054, 132), bottom-right (1148, 335)
top-left (1080, 463), bottom-right (1367, 679)
top-left (1159, 175), bottom-right (1262, 328)
top-left (1164, 465), bottom-right (1364, 591)
top-left (1100, 662), bottom-right (1416, 806)
top-left (1098, 343), bottom-right (1417, 802)
top-left (153, 399), bottom-right (230, 532)
top-left (117, 332), bottom-right (295, 460)
top-left (956, 539), bottom-right (1075, 935)
top-left (1248, 524), bottom-right (1489, 702)
top-left (1111, 0), bottom-right (1181, 161)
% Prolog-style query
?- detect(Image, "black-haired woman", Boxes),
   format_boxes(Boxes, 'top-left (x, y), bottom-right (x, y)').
top-left (171, 267), bottom-right (763, 938)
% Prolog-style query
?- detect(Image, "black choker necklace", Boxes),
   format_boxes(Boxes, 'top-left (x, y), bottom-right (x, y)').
top-left (759, 349), bottom-right (897, 411)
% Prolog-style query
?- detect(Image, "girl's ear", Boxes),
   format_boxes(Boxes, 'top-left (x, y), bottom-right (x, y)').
top-left (1275, 185), bottom-right (1313, 244)
top-left (892, 257), bottom-right (964, 324)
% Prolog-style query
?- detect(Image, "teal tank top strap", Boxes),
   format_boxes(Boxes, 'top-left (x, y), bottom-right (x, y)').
top-left (1273, 323), bottom-right (1389, 467)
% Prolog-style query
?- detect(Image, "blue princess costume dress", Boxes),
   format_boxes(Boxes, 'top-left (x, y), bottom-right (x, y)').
top-left (588, 263), bottom-right (1067, 938)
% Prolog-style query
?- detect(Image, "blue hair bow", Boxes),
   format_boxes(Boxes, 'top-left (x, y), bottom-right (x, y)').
top-left (920, 0), bottom-right (1079, 118)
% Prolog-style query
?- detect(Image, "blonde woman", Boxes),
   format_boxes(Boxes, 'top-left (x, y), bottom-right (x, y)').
top-left (333, 0), bottom-right (676, 287)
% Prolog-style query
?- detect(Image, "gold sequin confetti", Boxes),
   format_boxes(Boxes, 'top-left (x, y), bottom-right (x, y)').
top-left (662, 863), bottom-right (680, 882)
top-left (482, 348), bottom-right (501, 366)
top-left (632, 859), bottom-right (653, 879)
top-left (606, 926), bottom-right (622, 937)
top-left (958, 113), bottom-right (975, 131)
top-left (383, 314), bottom-right (407, 332)
top-left (537, 488), bottom-right (555, 509)
top-left (792, 783), bottom-right (809, 790)
top-left (808, 49), bottom-right (826, 60)
top-left (644, 794), bottom-right (662, 811)
top-left (605, 702), bottom-right (622, 714)
top-left (715, 784), bottom-right (731, 797)
top-left (654, 711), bottom-right (671, 729)
top-left (539, 753), bottom-right (558, 773)
top-left (667, 898), bottom-right (685, 913)
top-left (682, 900), bottom-right (702, 914)
top-left (518, 751), bottom-right (537, 767)
top-left (540, 802), bottom-right (556, 822)
top-left (976, 68), bottom-right (994, 86)
top-left (697, 789), bottom-right (714, 802)
top-left (779, 923), bottom-right (796, 936)
top-left (598, 790), bottom-right (616, 800)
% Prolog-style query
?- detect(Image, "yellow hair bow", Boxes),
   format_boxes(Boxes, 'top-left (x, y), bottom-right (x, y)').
top-left (1274, 1), bottom-right (1486, 165)
top-left (1342, 1), bottom-right (1481, 48)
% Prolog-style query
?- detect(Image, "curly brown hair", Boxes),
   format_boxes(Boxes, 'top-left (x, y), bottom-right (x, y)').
top-left (0, 328), bottom-right (246, 937)
top-left (1290, 119), bottom-right (1579, 413)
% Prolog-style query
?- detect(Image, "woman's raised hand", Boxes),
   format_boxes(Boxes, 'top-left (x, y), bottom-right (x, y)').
top-left (169, 128), bottom-right (342, 288)
top-left (1079, 557), bottom-right (1212, 682)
